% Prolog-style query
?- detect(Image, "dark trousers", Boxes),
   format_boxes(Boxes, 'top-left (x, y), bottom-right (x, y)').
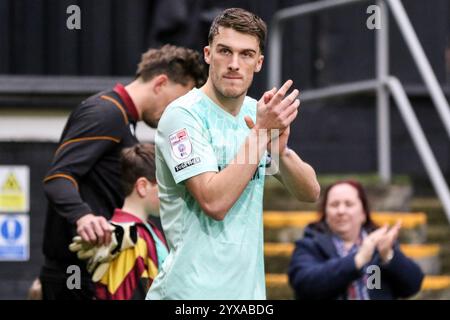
top-left (39, 261), bottom-right (94, 300)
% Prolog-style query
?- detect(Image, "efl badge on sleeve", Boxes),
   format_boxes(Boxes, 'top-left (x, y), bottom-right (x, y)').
top-left (169, 128), bottom-right (192, 160)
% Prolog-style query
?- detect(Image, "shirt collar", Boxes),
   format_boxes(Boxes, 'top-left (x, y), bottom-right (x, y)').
top-left (112, 208), bottom-right (145, 224)
top-left (113, 83), bottom-right (139, 122)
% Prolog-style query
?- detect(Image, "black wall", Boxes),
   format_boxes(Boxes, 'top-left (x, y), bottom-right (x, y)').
top-left (2, 1), bottom-right (448, 91)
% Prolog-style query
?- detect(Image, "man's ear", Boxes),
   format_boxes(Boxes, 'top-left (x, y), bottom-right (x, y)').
top-left (204, 46), bottom-right (211, 65)
top-left (255, 55), bottom-right (264, 73)
top-left (152, 74), bottom-right (169, 94)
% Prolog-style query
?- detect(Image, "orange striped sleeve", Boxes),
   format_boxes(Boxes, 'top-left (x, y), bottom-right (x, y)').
top-left (54, 136), bottom-right (120, 155)
top-left (43, 173), bottom-right (79, 190)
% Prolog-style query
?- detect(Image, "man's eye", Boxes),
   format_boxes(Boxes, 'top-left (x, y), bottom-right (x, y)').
top-left (220, 48), bottom-right (230, 54)
top-left (242, 52), bottom-right (253, 58)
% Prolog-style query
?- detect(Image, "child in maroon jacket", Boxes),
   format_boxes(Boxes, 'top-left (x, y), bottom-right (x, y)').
top-left (94, 143), bottom-right (168, 300)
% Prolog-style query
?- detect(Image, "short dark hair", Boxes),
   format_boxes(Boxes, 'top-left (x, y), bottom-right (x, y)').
top-left (208, 8), bottom-right (267, 54)
top-left (136, 44), bottom-right (207, 87)
top-left (120, 143), bottom-right (156, 196)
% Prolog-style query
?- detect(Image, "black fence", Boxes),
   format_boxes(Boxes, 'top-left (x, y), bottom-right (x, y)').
top-left (1, 0), bottom-right (449, 94)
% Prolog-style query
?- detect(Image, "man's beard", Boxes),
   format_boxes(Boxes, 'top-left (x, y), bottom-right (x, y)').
top-left (142, 110), bottom-right (158, 128)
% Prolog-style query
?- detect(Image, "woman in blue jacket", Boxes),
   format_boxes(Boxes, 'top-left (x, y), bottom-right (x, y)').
top-left (288, 180), bottom-right (424, 300)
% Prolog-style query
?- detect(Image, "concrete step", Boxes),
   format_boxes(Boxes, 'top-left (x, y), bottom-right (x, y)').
top-left (264, 211), bottom-right (427, 244)
top-left (410, 197), bottom-right (448, 225)
top-left (408, 197), bottom-right (450, 274)
top-left (265, 274), bottom-right (450, 300)
top-left (264, 243), bottom-right (441, 275)
top-left (438, 243), bottom-right (450, 274)
top-left (426, 224), bottom-right (450, 243)
top-left (263, 175), bottom-right (413, 212)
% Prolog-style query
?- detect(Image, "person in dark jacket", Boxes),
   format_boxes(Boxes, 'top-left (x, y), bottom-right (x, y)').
top-left (288, 180), bottom-right (424, 300)
top-left (40, 45), bottom-right (206, 300)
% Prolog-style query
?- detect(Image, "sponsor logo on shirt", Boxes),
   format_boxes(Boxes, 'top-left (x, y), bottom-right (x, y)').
top-left (174, 157), bottom-right (201, 172)
top-left (169, 128), bottom-right (192, 160)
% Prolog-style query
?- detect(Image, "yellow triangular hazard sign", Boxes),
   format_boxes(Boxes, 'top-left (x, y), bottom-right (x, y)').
top-left (1, 172), bottom-right (21, 192)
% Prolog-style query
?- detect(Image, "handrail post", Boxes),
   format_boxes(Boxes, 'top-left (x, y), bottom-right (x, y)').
top-left (387, 77), bottom-right (450, 221)
top-left (386, 0), bottom-right (450, 139)
top-left (268, 17), bottom-right (283, 89)
top-left (376, 0), bottom-right (391, 183)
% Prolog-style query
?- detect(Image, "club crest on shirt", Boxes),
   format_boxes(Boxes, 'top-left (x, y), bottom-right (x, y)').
top-left (169, 128), bottom-right (192, 160)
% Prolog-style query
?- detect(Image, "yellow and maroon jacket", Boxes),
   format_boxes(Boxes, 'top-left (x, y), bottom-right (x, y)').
top-left (95, 209), bottom-right (167, 300)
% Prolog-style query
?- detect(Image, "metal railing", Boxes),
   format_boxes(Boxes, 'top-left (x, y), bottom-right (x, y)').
top-left (267, 0), bottom-right (450, 220)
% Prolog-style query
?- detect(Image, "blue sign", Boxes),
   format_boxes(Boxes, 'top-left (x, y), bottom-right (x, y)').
top-left (0, 214), bottom-right (29, 261)
top-left (1, 218), bottom-right (22, 242)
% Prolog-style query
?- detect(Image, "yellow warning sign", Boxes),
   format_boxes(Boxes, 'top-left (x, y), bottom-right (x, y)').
top-left (1, 172), bottom-right (22, 193)
top-left (0, 168), bottom-right (28, 212)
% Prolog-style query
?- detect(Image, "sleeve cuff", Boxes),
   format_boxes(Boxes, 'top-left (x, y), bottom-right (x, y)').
top-left (65, 203), bottom-right (93, 224)
top-left (174, 165), bottom-right (219, 184)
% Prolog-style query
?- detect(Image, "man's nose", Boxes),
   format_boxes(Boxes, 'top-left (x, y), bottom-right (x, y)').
top-left (228, 54), bottom-right (239, 71)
